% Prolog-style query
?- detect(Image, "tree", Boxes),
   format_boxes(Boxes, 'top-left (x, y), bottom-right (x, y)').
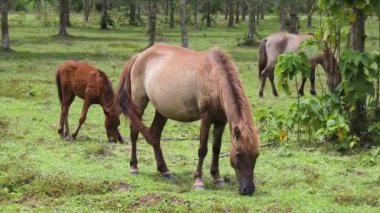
top-left (129, 0), bottom-right (137, 25)
top-left (227, 0), bottom-right (234, 27)
top-left (180, 0), bottom-right (188, 47)
top-left (288, 1), bottom-right (298, 34)
top-left (58, 0), bottom-right (69, 37)
top-left (148, 0), bottom-right (157, 47)
top-left (235, 0), bottom-right (240, 24)
top-left (1, 0), bottom-right (10, 51)
top-left (35, 0), bottom-right (42, 12)
top-left (306, 0), bottom-right (313, 28)
top-left (169, 0), bottom-right (174, 28)
top-left (100, 0), bottom-right (108, 30)
top-left (245, 0), bottom-right (256, 44)
top-left (349, 6), bottom-right (368, 142)
top-left (279, 0), bottom-right (287, 30)
top-left (83, 0), bottom-right (92, 22)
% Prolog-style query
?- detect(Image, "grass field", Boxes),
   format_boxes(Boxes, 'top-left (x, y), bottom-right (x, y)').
top-left (0, 13), bottom-right (380, 212)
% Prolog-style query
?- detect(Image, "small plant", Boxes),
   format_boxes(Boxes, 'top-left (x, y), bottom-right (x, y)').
top-left (17, 83), bottom-right (40, 98)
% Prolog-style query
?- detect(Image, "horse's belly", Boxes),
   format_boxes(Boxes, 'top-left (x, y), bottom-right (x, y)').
top-left (149, 94), bottom-right (200, 122)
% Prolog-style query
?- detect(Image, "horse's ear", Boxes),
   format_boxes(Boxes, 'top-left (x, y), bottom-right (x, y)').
top-left (234, 126), bottom-right (241, 140)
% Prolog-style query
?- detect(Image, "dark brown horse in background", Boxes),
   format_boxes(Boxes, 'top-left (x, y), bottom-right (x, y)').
top-left (117, 44), bottom-right (260, 195)
top-left (56, 61), bottom-right (124, 143)
top-left (258, 32), bottom-right (341, 97)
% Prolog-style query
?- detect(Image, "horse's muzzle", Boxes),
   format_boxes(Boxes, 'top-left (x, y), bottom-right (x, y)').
top-left (239, 184), bottom-right (255, 196)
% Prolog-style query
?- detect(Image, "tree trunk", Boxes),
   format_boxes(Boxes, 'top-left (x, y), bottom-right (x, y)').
top-left (206, 1), bottom-right (211, 27)
top-left (58, 0), bottom-right (69, 37)
top-left (289, 2), bottom-right (298, 34)
top-left (280, 0), bottom-right (287, 30)
top-left (225, 0), bottom-right (228, 20)
top-left (261, 1), bottom-right (264, 19)
top-left (65, 0), bottom-right (71, 27)
top-left (241, 1), bottom-right (247, 21)
top-left (180, 0), bottom-right (188, 48)
top-left (169, 0), bottom-right (174, 28)
top-left (350, 7), bottom-right (369, 144)
top-left (136, 4), bottom-right (141, 23)
top-left (256, 7), bottom-right (259, 25)
top-left (129, 0), bottom-right (137, 25)
top-left (307, 0), bottom-right (312, 28)
top-left (246, 1), bottom-right (255, 45)
top-left (235, 0), bottom-right (240, 24)
top-left (83, 0), bottom-right (92, 22)
top-left (165, 0), bottom-right (169, 16)
top-left (193, 0), bottom-right (198, 27)
top-left (35, 0), bottom-right (42, 12)
top-left (100, 0), bottom-right (108, 30)
top-left (227, 0), bottom-right (234, 27)
top-left (148, 0), bottom-right (157, 47)
top-left (1, 0), bottom-right (10, 51)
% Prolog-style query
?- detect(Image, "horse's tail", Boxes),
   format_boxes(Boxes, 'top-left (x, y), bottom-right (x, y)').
top-left (258, 39), bottom-right (268, 79)
top-left (55, 69), bottom-right (63, 105)
top-left (117, 55), bottom-right (156, 143)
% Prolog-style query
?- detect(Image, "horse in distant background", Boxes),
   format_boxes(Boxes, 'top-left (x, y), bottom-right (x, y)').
top-left (258, 32), bottom-right (341, 97)
top-left (117, 43), bottom-right (260, 195)
top-left (55, 61), bottom-right (124, 143)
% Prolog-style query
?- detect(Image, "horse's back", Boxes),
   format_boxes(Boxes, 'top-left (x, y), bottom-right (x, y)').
top-left (130, 44), bottom-right (218, 122)
top-left (265, 33), bottom-right (313, 63)
top-left (58, 61), bottom-right (101, 100)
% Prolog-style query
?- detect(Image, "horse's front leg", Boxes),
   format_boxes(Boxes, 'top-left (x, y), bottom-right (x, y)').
top-left (72, 99), bottom-right (91, 140)
top-left (298, 77), bottom-right (307, 96)
top-left (210, 121), bottom-right (226, 187)
top-left (194, 116), bottom-right (211, 190)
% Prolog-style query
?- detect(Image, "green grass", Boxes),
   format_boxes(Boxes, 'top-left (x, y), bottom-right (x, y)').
top-left (0, 13), bottom-right (379, 212)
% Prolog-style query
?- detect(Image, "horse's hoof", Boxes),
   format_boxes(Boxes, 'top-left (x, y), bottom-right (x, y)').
top-left (214, 178), bottom-right (225, 187)
top-left (259, 92), bottom-right (264, 98)
top-left (193, 183), bottom-right (205, 190)
top-left (130, 168), bottom-right (139, 175)
top-left (162, 171), bottom-right (174, 180)
top-left (273, 92), bottom-right (279, 97)
top-left (298, 91), bottom-right (304, 96)
top-left (310, 90), bottom-right (317, 96)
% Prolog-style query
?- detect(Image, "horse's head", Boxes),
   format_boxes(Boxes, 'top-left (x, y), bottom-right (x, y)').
top-left (323, 47), bottom-right (341, 92)
top-left (104, 102), bottom-right (124, 143)
top-left (230, 126), bottom-right (260, 196)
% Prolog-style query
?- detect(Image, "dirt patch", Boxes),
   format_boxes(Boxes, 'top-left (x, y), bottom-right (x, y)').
top-left (130, 193), bottom-right (186, 210)
top-left (335, 193), bottom-right (379, 207)
top-left (0, 117), bottom-right (10, 135)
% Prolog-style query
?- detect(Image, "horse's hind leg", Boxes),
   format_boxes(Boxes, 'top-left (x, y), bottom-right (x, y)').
top-left (71, 98), bottom-right (91, 140)
top-left (268, 70), bottom-right (278, 97)
top-left (258, 69), bottom-right (268, 98)
top-left (129, 97), bottom-right (148, 174)
top-left (193, 116), bottom-right (211, 190)
top-left (210, 121), bottom-right (226, 187)
top-left (309, 65), bottom-right (317, 95)
top-left (148, 111), bottom-right (170, 178)
top-left (62, 94), bottom-right (75, 142)
top-left (58, 104), bottom-right (65, 138)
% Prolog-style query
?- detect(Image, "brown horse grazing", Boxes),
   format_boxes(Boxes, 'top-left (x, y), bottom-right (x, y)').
top-left (56, 61), bottom-right (124, 143)
top-left (258, 32), bottom-right (341, 97)
top-left (117, 44), bottom-right (260, 195)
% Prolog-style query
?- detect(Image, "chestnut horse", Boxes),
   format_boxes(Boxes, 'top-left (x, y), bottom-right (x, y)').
top-left (56, 61), bottom-right (124, 143)
top-left (258, 32), bottom-right (340, 97)
top-left (117, 44), bottom-right (260, 195)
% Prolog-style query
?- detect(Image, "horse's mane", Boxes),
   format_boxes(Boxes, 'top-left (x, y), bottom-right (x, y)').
top-left (213, 51), bottom-right (260, 154)
top-left (97, 69), bottom-right (115, 103)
